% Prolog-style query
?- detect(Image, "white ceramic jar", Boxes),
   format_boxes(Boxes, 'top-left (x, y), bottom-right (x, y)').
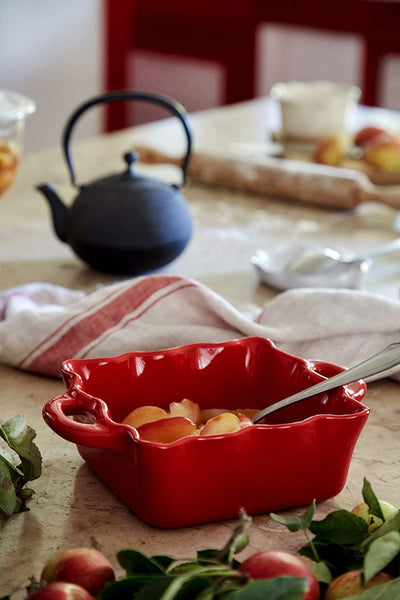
top-left (270, 80), bottom-right (361, 141)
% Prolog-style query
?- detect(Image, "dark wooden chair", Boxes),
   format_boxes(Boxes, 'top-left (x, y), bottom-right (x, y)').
top-left (103, 0), bottom-right (400, 131)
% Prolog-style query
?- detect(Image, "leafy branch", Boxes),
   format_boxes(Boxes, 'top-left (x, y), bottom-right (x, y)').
top-left (99, 511), bottom-right (306, 600)
top-left (97, 479), bottom-right (400, 599)
top-left (0, 415), bottom-right (42, 524)
top-left (270, 478), bottom-right (400, 591)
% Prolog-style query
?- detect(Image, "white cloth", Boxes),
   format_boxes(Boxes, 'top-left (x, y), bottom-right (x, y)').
top-left (0, 275), bottom-right (400, 379)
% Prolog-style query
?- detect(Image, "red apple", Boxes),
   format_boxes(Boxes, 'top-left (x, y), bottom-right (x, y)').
top-left (29, 582), bottom-right (94, 600)
top-left (354, 126), bottom-right (391, 148)
top-left (325, 569), bottom-right (393, 599)
top-left (238, 551), bottom-right (320, 600)
top-left (41, 548), bottom-right (115, 596)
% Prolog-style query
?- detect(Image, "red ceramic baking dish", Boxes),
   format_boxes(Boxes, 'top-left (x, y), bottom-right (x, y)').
top-left (43, 337), bottom-right (369, 528)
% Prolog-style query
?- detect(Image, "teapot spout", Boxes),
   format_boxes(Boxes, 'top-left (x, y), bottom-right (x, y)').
top-left (36, 183), bottom-right (68, 242)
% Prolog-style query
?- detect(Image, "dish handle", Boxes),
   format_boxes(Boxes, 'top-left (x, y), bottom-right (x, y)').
top-left (43, 392), bottom-right (137, 450)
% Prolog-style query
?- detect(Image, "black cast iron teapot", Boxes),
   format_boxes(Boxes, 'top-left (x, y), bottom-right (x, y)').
top-left (37, 91), bottom-right (193, 275)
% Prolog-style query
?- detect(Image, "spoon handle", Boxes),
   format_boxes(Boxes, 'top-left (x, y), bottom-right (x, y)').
top-left (252, 341), bottom-right (400, 423)
top-left (356, 238), bottom-right (400, 261)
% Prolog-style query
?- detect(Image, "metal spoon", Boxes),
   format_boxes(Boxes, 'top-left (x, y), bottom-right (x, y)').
top-left (251, 238), bottom-right (400, 291)
top-left (252, 341), bottom-right (400, 423)
top-left (287, 238), bottom-right (400, 276)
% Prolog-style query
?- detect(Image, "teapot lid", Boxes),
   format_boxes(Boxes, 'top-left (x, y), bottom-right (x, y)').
top-left (84, 151), bottom-right (176, 192)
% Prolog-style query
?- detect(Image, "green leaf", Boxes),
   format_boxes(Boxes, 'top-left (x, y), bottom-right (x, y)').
top-left (99, 575), bottom-right (155, 599)
top-left (197, 549), bottom-right (219, 562)
top-left (227, 576), bottom-right (308, 600)
top-left (170, 565), bottom-right (237, 579)
top-left (362, 478), bottom-right (384, 521)
top-left (346, 577), bottom-right (400, 599)
top-left (216, 510), bottom-right (252, 564)
top-left (363, 531), bottom-right (400, 584)
top-left (133, 575), bottom-right (172, 600)
top-left (0, 416), bottom-right (42, 481)
top-left (0, 446), bottom-right (23, 478)
top-left (196, 549), bottom-right (241, 570)
top-left (300, 541), bottom-right (362, 576)
top-left (164, 565), bottom-right (240, 600)
top-left (229, 532), bottom-right (250, 556)
top-left (310, 561), bottom-right (333, 584)
top-left (310, 510), bottom-right (368, 545)
top-left (20, 487), bottom-right (35, 499)
top-left (159, 574), bottom-right (192, 600)
top-left (152, 555), bottom-right (176, 570)
top-left (0, 457), bottom-right (18, 518)
top-left (117, 549), bottom-right (167, 575)
top-left (270, 500), bottom-right (316, 532)
top-left (169, 562), bottom-right (209, 575)
top-left (193, 586), bottom-right (216, 600)
top-left (361, 511), bottom-right (400, 551)
top-left (174, 578), bottom-right (211, 600)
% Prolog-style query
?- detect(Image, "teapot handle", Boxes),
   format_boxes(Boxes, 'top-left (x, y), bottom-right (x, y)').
top-left (62, 90), bottom-right (192, 188)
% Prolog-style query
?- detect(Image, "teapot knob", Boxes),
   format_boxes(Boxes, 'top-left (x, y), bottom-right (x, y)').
top-left (124, 151), bottom-right (138, 173)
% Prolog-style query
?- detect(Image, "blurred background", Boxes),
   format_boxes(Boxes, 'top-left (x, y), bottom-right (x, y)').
top-left (2, 0), bottom-right (400, 152)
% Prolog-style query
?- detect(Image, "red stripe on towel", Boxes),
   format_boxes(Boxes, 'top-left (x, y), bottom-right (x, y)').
top-left (79, 281), bottom-right (197, 358)
top-left (17, 281), bottom-right (129, 369)
top-left (21, 276), bottom-right (182, 375)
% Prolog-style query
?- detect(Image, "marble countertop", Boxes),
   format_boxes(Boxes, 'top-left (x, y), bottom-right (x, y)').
top-left (1, 98), bottom-right (400, 595)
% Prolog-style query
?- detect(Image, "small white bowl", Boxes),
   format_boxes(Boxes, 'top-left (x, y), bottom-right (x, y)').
top-left (270, 80), bottom-right (361, 142)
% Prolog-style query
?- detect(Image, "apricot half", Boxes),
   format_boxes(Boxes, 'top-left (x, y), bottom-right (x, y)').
top-left (313, 135), bottom-right (345, 166)
top-left (122, 405), bottom-right (168, 428)
top-left (137, 416), bottom-right (196, 443)
top-left (169, 398), bottom-right (202, 426)
top-left (200, 412), bottom-right (241, 436)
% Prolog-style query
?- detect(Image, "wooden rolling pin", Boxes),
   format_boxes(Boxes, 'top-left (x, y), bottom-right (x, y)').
top-left (134, 145), bottom-right (400, 210)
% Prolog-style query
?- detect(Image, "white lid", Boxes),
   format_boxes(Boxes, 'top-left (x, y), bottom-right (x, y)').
top-left (270, 81), bottom-right (361, 105)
